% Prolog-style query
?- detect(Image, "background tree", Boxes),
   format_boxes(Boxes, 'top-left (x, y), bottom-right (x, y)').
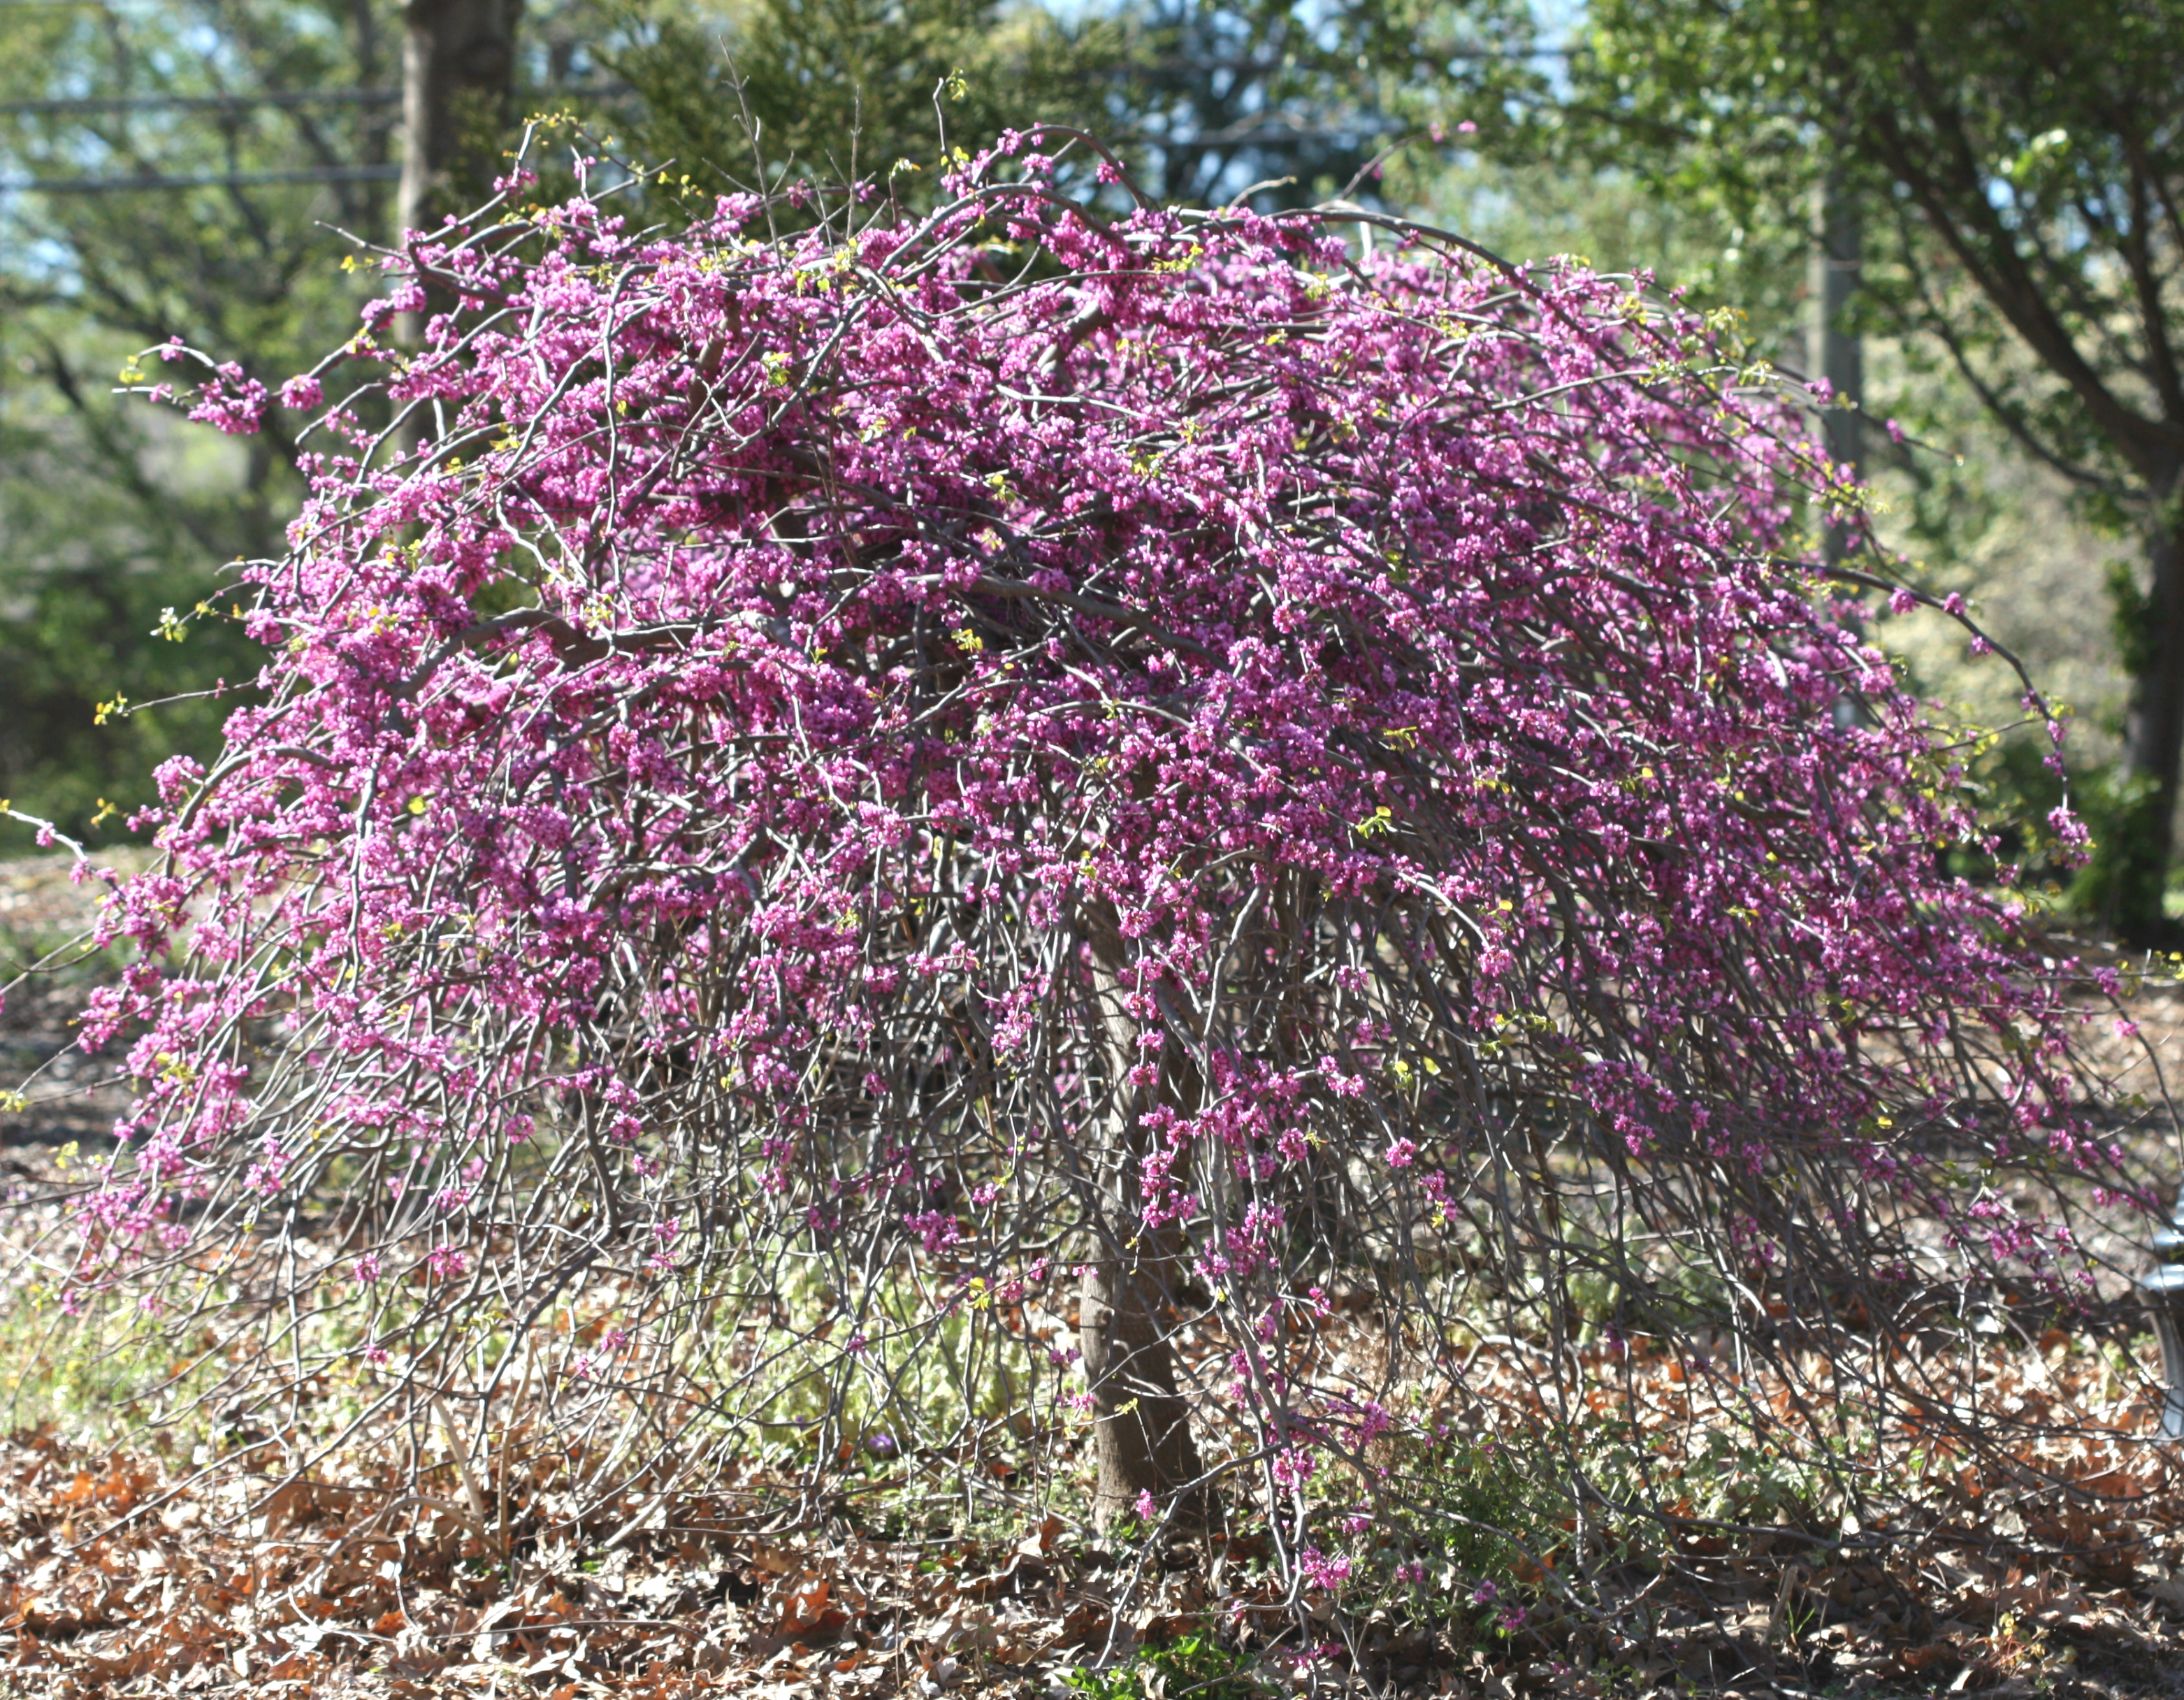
top-left (602, 0), bottom-right (1111, 203)
top-left (403, 0), bottom-right (528, 240)
top-left (603, 0), bottom-right (1542, 212)
top-left (0, 0), bottom-right (401, 842)
top-left (1569, 0), bottom-right (2184, 939)
top-left (0, 0), bottom-right (624, 843)
top-left (1101, 0), bottom-right (1535, 205)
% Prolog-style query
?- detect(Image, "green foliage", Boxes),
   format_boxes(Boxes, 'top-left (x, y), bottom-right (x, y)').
top-left (605, 0), bottom-right (1547, 213)
top-left (0, 1271), bottom-right (206, 1444)
top-left (1336, 1409), bottom-right (1848, 1643)
top-left (1566, 0), bottom-right (2184, 936)
top-left (688, 1265), bottom-right (1052, 1456)
top-left (2108, 556), bottom-right (2161, 683)
top-left (1637, 1422), bottom-right (1841, 1531)
top-left (1376, 1431), bottom-right (1565, 1587)
top-left (0, 499), bottom-right (264, 841)
top-left (1108, 0), bottom-right (1542, 208)
top-left (2067, 766), bottom-right (2170, 928)
top-left (603, 0), bottom-right (1112, 207)
top-left (1069, 1630), bottom-right (1260, 1700)
top-left (0, 1), bottom-right (392, 844)
top-left (1415, 156), bottom-right (1753, 313)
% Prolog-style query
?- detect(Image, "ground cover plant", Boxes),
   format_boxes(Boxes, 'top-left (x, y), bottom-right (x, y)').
top-left (5, 129), bottom-right (2183, 1695)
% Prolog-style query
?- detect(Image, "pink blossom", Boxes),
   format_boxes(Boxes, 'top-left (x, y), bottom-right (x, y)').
top-left (1298, 1547), bottom-right (1352, 1590)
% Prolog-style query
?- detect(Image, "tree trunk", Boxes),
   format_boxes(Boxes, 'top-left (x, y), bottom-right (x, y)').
top-left (1078, 910), bottom-right (1214, 1531)
top-left (1079, 1256), bottom-right (1213, 1529)
top-left (1809, 168), bottom-right (1870, 740)
top-left (395, 0), bottom-right (521, 448)
top-left (399, 0), bottom-right (523, 245)
top-left (1809, 169), bottom-right (1862, 568)
top-left (2108, 489), bottom-right (2184, 940)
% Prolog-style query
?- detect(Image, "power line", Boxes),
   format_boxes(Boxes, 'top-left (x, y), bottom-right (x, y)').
top-left (1, 163), bottom-right (399, 192)
top-left (0, 87), bottom-right (399, 116)
top-left (0, 81), bottom-right (625, 118)
top-left (0, 82), bottom-right (632, 191)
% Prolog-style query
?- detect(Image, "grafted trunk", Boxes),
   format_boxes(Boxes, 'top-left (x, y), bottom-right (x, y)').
top-left (1079, 1255), bottom-right (1213, 1529)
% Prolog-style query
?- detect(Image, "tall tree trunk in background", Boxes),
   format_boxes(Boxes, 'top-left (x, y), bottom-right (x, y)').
top-left (400, 0), bottom-right (523, 240)
top-left (1811, 170), bottom-right (1869, 746)
top-left (348, 0), bottom-right (393, 243)
top-left (397, 0), bottom-right (522, 386)
top-left (2109, 480), bottom-right (2184, 939)
top-left (1078, 912), bottom-right (1214, 1531)
top-left (1810, 170), bottom-right (1862, 568)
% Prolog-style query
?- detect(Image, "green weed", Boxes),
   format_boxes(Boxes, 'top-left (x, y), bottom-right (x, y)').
top-left (1069, 1630), bottom-right (1261, 1700)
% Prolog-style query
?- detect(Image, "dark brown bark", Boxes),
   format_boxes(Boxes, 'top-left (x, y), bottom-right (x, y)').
top-left (395, 0), bottom-right (521, 450)
top-left (1079, 1256), bottom-right (1213, 1529)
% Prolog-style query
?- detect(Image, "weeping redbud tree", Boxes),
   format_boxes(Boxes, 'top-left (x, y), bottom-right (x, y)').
top-left (30, 135), bottom-right (2155, 1593)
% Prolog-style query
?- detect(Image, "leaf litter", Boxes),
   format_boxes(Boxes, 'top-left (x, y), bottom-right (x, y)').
top-left (7, 860), bottom-right (2184, 1698)
top-left (3, 1323), bottom-right (2184, 1700)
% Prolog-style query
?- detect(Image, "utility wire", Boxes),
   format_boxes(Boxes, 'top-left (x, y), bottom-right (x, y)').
top-left (1, 163), bottom-right (399, 192)
top-left (0, 82), bottom-right (625, 117)
top-left (0, 83), bottom-right (630, 192)
top-left (0, 88), bottom-right (399, 115)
